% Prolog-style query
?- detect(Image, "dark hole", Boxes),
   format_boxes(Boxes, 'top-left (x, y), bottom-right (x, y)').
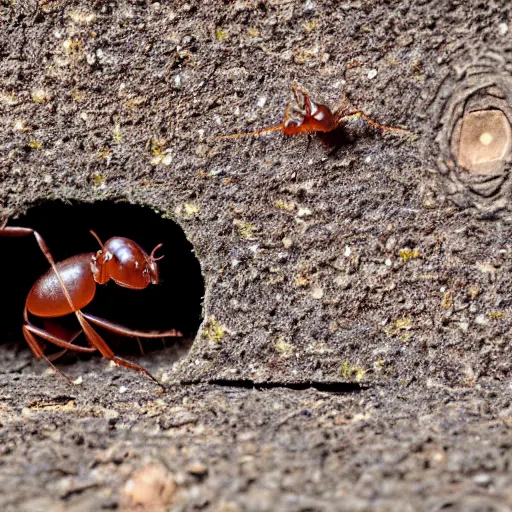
top-left (0, 200), bottom-right (204, 372)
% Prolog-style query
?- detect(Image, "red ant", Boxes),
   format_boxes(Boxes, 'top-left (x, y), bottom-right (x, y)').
top-left (217, 82), bottom-right (408, 146)
top-left (0, 220), bottom-right (183, 387)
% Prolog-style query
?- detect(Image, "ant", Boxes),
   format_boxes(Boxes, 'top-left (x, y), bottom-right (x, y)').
top-left (0, 220), bottom-right (183, 387)
top-left (216, 82), bottom-right (409, 148)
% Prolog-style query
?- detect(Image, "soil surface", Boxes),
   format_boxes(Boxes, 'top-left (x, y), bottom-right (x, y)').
top-left (2, 1), bottom-right (512, 510)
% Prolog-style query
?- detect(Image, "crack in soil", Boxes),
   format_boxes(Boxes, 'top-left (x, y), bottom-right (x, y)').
top-left (183, 379), bottom-right (367, 393)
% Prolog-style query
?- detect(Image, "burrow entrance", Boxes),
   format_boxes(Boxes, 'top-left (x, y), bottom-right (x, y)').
top-left (0, 201), bottom-right (204, 373)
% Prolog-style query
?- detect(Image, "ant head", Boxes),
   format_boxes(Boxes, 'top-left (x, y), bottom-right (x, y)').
top-left (90, 231), bottom-right (163, 289)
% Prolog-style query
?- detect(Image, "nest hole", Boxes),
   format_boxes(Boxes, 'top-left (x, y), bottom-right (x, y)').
top-left (0, 201), bottom-right (204, 372)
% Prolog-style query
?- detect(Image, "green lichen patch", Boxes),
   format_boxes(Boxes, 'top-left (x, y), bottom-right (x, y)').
top-left (233, 219), bottom-right (258, 240)
top-left (202, 316), bottom-right (225, 343)
top-left (441, 290), bottom-right (453, 310)
top-left (28, 139), bottom-right (43, 150)
top-left (215, 27), bottom-right (228, 40)
top-left (274, 199), bottom-right (296, 212)
top-left (339, 361), bottom-right (366, 382)
top-left (488, 310), bottom-right (505, 320)
top-left (385, 317), bottom-right (413, 342)
top-left (275, 337), bottom-right (294, 358)
top-left (399, 248), bottom-right (420, 262)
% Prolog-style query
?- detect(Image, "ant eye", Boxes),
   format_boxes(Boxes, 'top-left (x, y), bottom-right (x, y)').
top-left (284, 119), bottom-right (298, 128)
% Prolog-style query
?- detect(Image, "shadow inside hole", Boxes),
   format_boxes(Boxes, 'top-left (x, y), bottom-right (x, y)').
top-left (0, 201), bottom-right (204, 371)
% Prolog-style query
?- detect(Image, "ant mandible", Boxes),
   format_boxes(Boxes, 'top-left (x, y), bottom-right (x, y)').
top-left (217, 82), bottom-right (408, 145)
top-left (0, 220), bottom-right (183, 387)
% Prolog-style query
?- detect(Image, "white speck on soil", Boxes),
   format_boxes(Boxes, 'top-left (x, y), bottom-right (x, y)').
top-left (475, 315), bottom-right (488, 325)
top-left (311, 286), bottom-right (324, 299)
top-left (297, 207), bottom-right (312, 217)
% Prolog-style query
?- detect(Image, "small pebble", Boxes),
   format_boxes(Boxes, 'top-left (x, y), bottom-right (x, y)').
top-left (311, 286), bottom-right (324, 299)
top-left (303, 0), bottom-right (316, 14)
top-left (13, 120), bottom-right (25, 131)
top-left (121, 464), bottom-right (176, 511)
top-left (367, 69), bottom-right (378, 79)
top-left (257, 96), bottom-right (267, 108)
top-left (186, 462), bottom-right (208, 477)
top-left (475, 314), bottom-right (488, 325)
top-left (297, 207), bottom-right (312, 217)
top-left (473, 473), bottom-right (492, 486)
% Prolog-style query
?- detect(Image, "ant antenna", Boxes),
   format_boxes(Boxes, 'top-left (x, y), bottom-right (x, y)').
top-left (90, 230), bottom-right (104, 248)
top-left (150, 243), bottom-right (164, 261)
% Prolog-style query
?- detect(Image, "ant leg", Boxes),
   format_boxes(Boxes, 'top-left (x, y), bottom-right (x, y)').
top-left (77, 312), bottom-right (163, 388)
top-left (81, 312), bottom-right (183, 338)
top-left (0, 225), bottom-right (59, 267)
top-left (21, 306), bottom-right (92, 381)
top-left (22, 325), bottom-right (47, 361)
top-left (23, 306), bottom-right (93, 354)
top-left (215, 124), bottom-right (283, 141)
top-left (47, 329), bottom-right (84, 362)
top-left (291, 82), bottom-right (311, 103)
top-left (340, 111), bottom-right (409, 134)
top-left (21, 325), bottom-right (91, 384)
top-left (48, 350), bottom-right (69, 362)
top-left (24, 324), bottom-right (96, 353)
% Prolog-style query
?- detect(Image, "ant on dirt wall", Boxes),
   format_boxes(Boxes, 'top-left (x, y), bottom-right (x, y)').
top-left (217, 82), bottom-right (409, 150)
